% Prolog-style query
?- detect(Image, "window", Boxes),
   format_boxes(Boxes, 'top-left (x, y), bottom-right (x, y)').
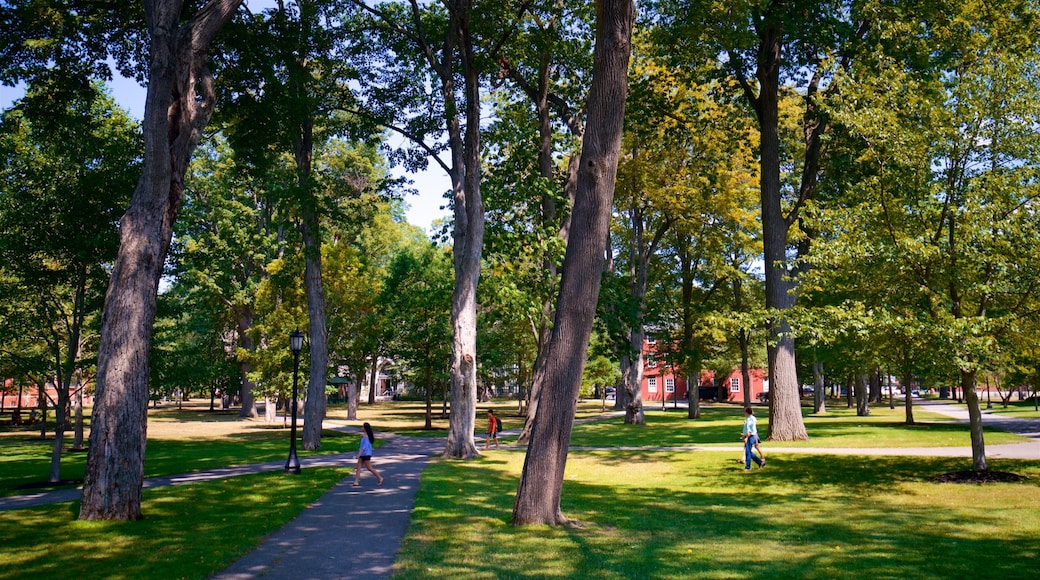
top-left (730, 377), bottom-right (741, 393)
top-left (646, 334), bottom-right (656, 344)
top-left (647, 355), bottom-right (657, 368)
top-left (648, 377), bottom-right (658, 393)
top-left (665, 378), bottom-right (675, 393)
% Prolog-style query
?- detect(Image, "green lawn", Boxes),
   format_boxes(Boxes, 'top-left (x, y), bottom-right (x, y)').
top-left (566, 405), bottom-right (1032, 449)
top-left (980, 399), bottom-right (1040, 419)
top-left (394, 451), bottom-right (1040, 579)
top-left (0, 467), bottom-right (348, 580)
top-left (0, 406), bottom-right (360, 497)
top-left (0, 401), bottom-right (1037, 579)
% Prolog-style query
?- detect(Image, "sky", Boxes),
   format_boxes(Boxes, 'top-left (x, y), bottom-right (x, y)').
top-left (0, 74), bottom-right (451, 235)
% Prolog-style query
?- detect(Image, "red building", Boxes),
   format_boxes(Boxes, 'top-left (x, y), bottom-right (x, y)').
top-left (0, 379), bottom-right (91, 411)
top-left (639, 337), bottom-right (768, 404)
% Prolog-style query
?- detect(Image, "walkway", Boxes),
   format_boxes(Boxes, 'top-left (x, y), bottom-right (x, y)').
top-left (213, 434), bottom-right (444, 580)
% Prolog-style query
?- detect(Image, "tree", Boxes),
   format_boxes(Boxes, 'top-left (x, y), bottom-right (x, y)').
top-left (654, 0), bottom-right (873, 440)
top-left (485, 0), bottom-right (595, 443)
top-left (512, 0), bottom-right (634, 526)
top-left (77, 0), bottom-right (243, 521)
top-left (0, 79), bottom-right (139, 483)
top-left (174, 136), bottom-right (287, 419)
top-left (350, 0), bottom-right (537, 458)
top-left (803, 0), bottom-right (1040, 470)
top-left (381, 240), bottom-right (454, 429)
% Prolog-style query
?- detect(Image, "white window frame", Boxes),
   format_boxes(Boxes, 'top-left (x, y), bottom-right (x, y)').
top-left (648, 377), bottom-right (658, 393)
top-left (647, 355), bottom-right (657, 368)
top-left (730, 377), bottom-right (741, 393)
top-left (646, 334), bottom-right (656, 344)
top-left (665, 378), bottom-right (675, 393)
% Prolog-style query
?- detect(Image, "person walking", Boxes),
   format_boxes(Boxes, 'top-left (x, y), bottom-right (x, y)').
top-left (484, 409), bottom-right (500, 449)
top-left (353, 422), bottom-right (384, 487)
top-left (741, 406), bottom-right (765, 470)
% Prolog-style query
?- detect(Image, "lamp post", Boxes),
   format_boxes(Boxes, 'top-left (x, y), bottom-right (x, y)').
top-left (286, 329), bottom-right (305, 474)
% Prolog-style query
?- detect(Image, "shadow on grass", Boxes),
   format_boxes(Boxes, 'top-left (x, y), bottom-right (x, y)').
top-left (0, 467), bottom-right (349, 580)
top-left (0, 428), bottom-right (358, 497)
top-left (396, 452), bottom-right (1040, 580)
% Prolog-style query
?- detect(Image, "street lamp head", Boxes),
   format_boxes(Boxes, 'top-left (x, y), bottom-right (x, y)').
top-left (289, 329), bottom-right (305, 354)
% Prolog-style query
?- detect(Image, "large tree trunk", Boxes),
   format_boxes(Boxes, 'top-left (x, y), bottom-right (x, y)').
top-left (297, 114), bottom-right (329, 451)
top-left (79, 0), bottom-right (243, 521)
top-left (512, 0), bottom-right (633, 526)
top-left (961, 368), bottom-right (987, 471)
top-left (739, 4), bottom-right (810, 442)
top-left (442, 2), bottom-right (484, 459)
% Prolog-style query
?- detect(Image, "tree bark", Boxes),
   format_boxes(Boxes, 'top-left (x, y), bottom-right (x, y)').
top-left (902, 366), bottom-right (915, 425)
top-left (623, 329), bottom-right (646, 424)
top-left (961, 368), bottom-right (987, 471)
top-left (366, 355), bottom-right (378, 404)
top-left (512, 0), bottom-right (633, 526)
top-left (442, 0), bottom-right (484, 459)
top-left (855, 373), bottom-right (870, 416)
top-left (80, 0), bottom-right (243, 521)
top-left (812, 361), bottom-right (825, 414)
top-left (236, 307), bottom-right (258, 418)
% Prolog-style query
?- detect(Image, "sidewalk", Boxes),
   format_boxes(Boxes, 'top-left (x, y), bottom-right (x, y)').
top-left (213, 434), bottom-right (444, 580)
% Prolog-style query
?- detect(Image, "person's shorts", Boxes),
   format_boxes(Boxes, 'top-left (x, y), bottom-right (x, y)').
top-left (360, 455), bottom-right (372, 461)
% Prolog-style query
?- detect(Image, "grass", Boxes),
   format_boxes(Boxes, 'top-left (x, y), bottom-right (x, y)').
top-left (0, 467), bottom-right (348, 580)
top-left (567, 405), bottom-right (1032, 449)
top-left (394, 451), bottom-right (1040, 579)
top-left (0, 398), bottom-right (1037, 579)
top-left (980, 399), bottom-right (1040, 419)
top-left (0, 405), bottom-right (360, 497)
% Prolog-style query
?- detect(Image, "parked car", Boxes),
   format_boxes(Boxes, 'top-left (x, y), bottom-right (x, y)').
top-left (604, 387), bottom-right (616, 399)
top-left (757, 392), bottom-right (769, 403)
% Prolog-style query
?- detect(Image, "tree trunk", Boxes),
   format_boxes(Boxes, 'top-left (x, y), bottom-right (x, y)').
top-left (902, 366), bottom-right (915, 425)
top-left (855, 373), bottom-right (870, 416)
top-left (961, 368), bottom-right (987, 471)
top-left (512, 0), bottom-right (633, 526)
top-left (424, 360), bottom-right (433, 430)
top-left (236, 307), bottom-right (258, 418)
top-left (746, 5), bottom-right (808, 442)
top-left (347, 372), bottom-right (362, 421)
top-left (441, 1), bottom-right (485, 460)
top-left (72, 374), bottom-right (85, 451)
top-left (624, 329), bottom-right (646, 424)
top-left (368, 355), bottom-right (379, 404)
top-left (79, 0), bottom-right (243, 522)
top-left (689, 366), bottom-right (701, 419)
top-left (812, 361), bottom-right (825, 414)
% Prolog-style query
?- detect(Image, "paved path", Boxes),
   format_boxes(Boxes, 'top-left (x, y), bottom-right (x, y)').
top-left (213, 434), bottom-right (444, 580)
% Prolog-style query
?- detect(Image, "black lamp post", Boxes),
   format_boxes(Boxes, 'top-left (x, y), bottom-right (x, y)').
top-left (285, 329), bottom-right (305, 474)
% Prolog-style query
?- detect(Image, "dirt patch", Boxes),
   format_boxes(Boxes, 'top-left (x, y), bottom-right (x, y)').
top-left (928, 470), bottom-right (1027, 483)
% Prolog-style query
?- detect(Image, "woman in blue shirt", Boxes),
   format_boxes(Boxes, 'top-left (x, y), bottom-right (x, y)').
top-left (352, 422), bottom-right (384, 487)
